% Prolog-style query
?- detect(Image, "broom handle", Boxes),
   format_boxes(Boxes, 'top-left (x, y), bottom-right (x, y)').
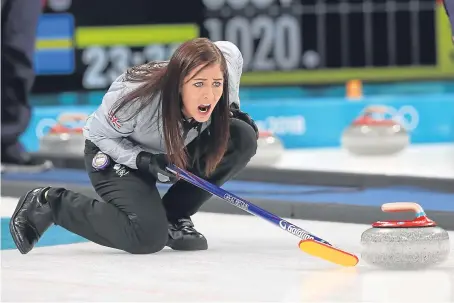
top-left (166, 164), bottom-right (332, 246)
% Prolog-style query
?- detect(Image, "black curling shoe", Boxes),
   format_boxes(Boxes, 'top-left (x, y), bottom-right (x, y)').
top-left (9, 187), bottom-right (53, 254)
top-left (167, 218), bottom-right (208, 251)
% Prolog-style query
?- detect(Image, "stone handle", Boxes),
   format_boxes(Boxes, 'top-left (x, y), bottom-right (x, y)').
top-left (381, 202), bottom-right (426, 218)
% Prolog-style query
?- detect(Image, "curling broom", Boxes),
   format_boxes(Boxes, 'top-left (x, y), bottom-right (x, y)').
top-left (166, 164), bottom-right (359, 267)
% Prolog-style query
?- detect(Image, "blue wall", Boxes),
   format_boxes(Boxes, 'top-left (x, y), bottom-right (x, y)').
top-left (22, 93), bottom-right (454, 151)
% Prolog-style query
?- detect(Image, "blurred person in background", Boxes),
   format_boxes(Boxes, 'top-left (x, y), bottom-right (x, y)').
top-left (444, 0), bottom-right (454, 42)
top-left (9, 38), bottom-right (259, 255)
top-left (1, 0), bottom-right (52, 172)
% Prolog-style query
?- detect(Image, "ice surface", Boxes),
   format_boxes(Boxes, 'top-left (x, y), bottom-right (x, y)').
top-left (2, 144), bottom-right (453, 301)
top-left (2, 197), bottom-right (453, 302)
top-left (273, 143), bottom-right (454, 179)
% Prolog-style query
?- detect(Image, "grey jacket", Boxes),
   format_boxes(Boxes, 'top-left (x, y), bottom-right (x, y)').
top-left (83, 41), bottom-right (243, 169)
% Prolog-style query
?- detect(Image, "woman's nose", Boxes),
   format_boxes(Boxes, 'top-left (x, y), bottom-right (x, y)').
top-left (203, 88), bottom-right (216, 101)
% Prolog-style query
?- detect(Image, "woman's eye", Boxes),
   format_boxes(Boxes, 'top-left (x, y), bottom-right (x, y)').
top-left (194, 82), bottom-right (203, 87)
top-left (213, 82), bottom-right (222, 87)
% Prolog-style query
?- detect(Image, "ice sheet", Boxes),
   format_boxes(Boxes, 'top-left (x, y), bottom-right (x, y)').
top-left (273, 143), bottom-right (454, 179)
top-left (2, 197), bottom-right (453, 302)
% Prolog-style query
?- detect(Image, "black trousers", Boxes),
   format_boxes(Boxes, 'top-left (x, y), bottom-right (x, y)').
top-left (1, 0), bottom-right (41, 156)
top-left (45, 118), bottom-right (258, 254)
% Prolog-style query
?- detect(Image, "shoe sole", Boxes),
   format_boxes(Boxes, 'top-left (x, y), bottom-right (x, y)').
top-left (9, 190), bottom-right (34, 254)
top-left (168, 239), bottom-right (208, 251)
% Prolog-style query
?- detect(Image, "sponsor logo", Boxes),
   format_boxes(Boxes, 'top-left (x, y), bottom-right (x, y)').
top-left (223, 193), bottom-right (249, 211)
top-left (113, 164), bottom-right (129, 177)
top-left (256, 115), bottom-right (306, 136)
top-left (35, 113), bottom-right (88, 138)
top-left (359, 105), bottom-right (419, 131)
top-left (279, 220), bottom-right (314, 240)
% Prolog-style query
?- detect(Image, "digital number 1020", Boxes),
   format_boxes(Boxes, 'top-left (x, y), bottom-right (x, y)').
top-left (81, 43), bottom-right (181, 90)
top-left (204, 15), bottom-right (302, 71)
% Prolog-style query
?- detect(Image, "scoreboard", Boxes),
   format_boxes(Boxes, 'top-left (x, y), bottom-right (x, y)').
top-left (200, 0), bottom-right (454, 85)
top-left (33, 0), bottom-right (202, 93)
top-left (33, 0), bottom-right (454, 94)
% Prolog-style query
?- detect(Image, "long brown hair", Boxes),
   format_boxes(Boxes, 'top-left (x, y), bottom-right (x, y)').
top-left (110, 38), bottom-right (230, 176)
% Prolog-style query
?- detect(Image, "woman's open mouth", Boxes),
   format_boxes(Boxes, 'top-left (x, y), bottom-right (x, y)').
top-left (198, 104), bottom-right (211, 113)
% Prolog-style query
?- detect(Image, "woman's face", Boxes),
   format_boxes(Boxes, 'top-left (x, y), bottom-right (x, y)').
top-left (181, 63), bottom-right (224, 122)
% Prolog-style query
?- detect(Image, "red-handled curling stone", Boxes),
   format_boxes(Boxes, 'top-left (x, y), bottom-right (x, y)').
top-left (341, 105), bottom-right (410, 156)
top-left (361, 202), bottom-right (450, 269)
top-left (39, 113), bottom-right (88, 157)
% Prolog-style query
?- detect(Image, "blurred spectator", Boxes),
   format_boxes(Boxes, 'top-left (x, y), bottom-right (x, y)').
top-left (1, 0), bottom-right (52, 171)
top-left (444, 0), bottom-right (454, 42)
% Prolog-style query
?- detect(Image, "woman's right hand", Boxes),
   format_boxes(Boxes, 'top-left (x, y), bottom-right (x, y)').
top-left (136, 152), bottom-right (177, 182)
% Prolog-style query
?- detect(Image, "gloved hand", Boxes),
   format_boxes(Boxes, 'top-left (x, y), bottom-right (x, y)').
top-left (229, 103), bottom-right (259, 139)
top-left (136, 151), bottom-right (177, 183)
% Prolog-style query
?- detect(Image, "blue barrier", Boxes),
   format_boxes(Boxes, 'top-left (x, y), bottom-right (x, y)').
top-left (241, 93), bottom-right (454, 148)
top-left (21, 94), bottom-right (454, 151)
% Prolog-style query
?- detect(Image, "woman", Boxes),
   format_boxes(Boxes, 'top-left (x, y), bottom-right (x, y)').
top-left (10, 38), bottom-right (258, 255)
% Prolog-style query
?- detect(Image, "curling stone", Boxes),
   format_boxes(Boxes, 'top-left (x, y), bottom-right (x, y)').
top-left (39, 113), bottom-right (87, 156)
top-left (361, 202), bottom-right (450, 269)
top-left (248, 131), bottom-right (284, 166)
top-left (341, 105), bottom-right (410, 156)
